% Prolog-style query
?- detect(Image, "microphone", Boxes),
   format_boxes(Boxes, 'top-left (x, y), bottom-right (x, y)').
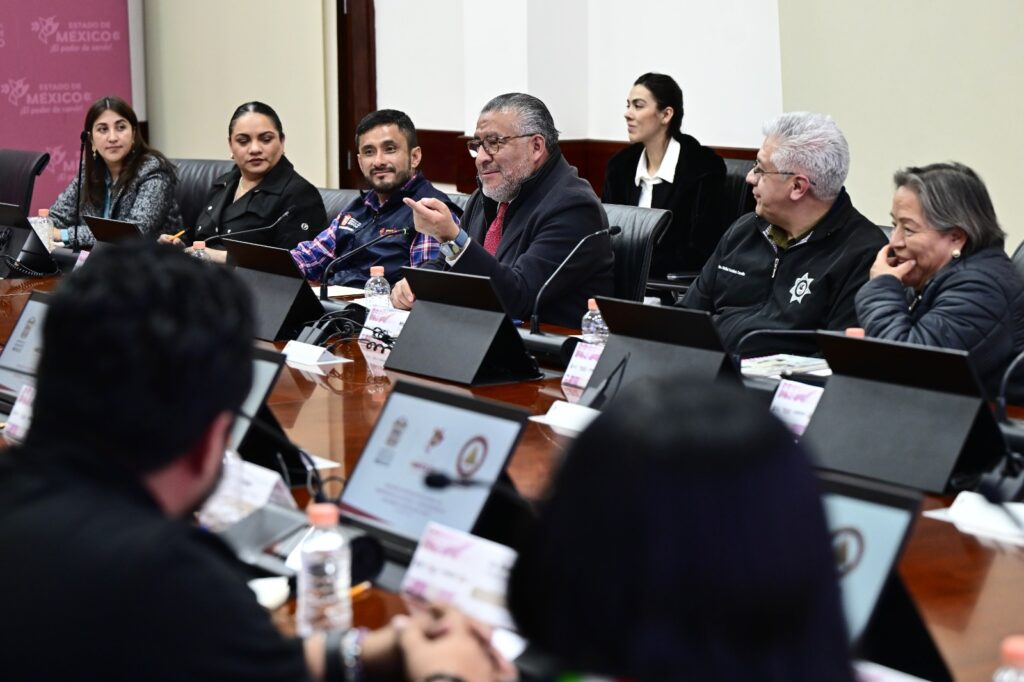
top-left (733, 328), bottom-right (819, 359)
top-left (975, 350), bottom-right (1024, 506)
top-left (529, 225), bottom-right (621, 335)
top-left (319, 227), bottom-right (410, 300)
top-left (204, 205), bottom-right (296, 246)
top-left (422, 469), bottom-right (536, 514)
top-left (578, 351), bottom-right (631, 409)
top-left (73, 130), bottom-right (87, 250)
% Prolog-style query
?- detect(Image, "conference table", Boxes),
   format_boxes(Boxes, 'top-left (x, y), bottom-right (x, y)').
top-left (2, 277), bottom-right (1022, 681)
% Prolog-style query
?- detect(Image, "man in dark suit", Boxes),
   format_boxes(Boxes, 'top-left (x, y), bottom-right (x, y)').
top-left (390, 93), bottom-right (614, 328)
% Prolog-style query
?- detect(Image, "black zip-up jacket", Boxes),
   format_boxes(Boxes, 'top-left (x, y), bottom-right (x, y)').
top-left (681, 189), bottom-right (887, 356)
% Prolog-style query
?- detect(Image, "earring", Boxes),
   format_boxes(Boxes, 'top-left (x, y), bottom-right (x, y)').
top-left (952, 248), bottom-right (962, 259)
top-left (91, 147), bottom-right (98, 161)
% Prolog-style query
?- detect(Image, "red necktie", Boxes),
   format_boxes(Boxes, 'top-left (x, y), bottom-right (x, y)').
top-left (483, 202), bottom-right (508, 256)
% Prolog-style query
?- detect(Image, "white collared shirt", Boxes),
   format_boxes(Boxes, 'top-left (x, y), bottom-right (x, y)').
top-left (633, 136), bottom-right (680, 208)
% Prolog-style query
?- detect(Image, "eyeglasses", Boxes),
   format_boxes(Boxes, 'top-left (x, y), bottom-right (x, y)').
top-left (750, 162), bottom-right (817, 186)
top-left (466, 133), bottom-right (537, 158)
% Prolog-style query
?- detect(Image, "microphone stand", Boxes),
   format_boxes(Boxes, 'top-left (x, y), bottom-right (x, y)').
top-left (319, 227), bottom-right (409, 300)
top-left (517, 226), bottom-right (619, 366)
top-left (73, 131), bottom-right (86, 250)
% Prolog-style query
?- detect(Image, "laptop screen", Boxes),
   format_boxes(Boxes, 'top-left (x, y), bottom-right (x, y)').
top-left (818, 472), bottom-right (920, 643)
top-left (0, 293), bottom-right (49, 374)
top-left (228, 347), bottom-right (285, 452)
top-left (0, 293), bottom-right (51, 403)
top-left (340, 381), bottom-right (528, 544)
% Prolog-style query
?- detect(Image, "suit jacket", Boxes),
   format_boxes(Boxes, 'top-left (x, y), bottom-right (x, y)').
top-left (189, 155), bottom-right (327, 250)
top-left (602, 135), bottom-right (728, 276)
top-left (422, 148), bottom-right (614, 328)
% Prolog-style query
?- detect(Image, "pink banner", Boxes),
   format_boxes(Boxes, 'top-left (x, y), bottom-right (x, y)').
top-left (0, 1), bottom-right (132, 213)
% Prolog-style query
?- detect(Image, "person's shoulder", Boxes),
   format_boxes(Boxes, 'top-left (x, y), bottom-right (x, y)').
top-left (606, 142), bottom-right (644, 171)
top-left (678, 134), bottom-right (725, 174)
top-left (136, 153), bottom-right (175, 181)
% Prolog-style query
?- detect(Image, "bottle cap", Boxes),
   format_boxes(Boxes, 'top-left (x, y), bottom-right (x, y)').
top-left (587, 298), bottom-right (598, 311)
top-left (845, 327), bottom-right (865, 337)
top-left (37, 208), bottom-right (49, 217)
top-left (307, 502), bottom-right (340, 527)
top-left (369, 266), bottom-right (385, 277)
top-left (1002, 636), bottom-right (1024, 666)
top-left (193, 241), bottom-right (206, 249)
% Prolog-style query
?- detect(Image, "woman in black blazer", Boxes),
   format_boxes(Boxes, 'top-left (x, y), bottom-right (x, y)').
top-left (602, 73), bottom-right (728, 277)
top-left (178, 101), bottom-right (326, 251)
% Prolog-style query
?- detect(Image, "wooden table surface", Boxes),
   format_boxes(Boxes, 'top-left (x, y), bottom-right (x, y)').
top-left (6, 277), bottom-right (1023, 681)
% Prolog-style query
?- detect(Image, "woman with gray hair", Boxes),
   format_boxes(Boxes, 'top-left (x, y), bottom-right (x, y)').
top-left (855, 162), bottom-right (1024, 396)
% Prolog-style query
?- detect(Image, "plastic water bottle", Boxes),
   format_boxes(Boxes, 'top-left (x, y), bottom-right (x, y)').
top-left (190, 241), bottom-right (209, 261)
top-left (296, 503), bottom-right (352, 637)
top-left (581, 298), bottom-right (609, 344)
top-left (31, 209), bottom-right (56, 250)
top-left (364, 265), bottom-right (391, 308)
top-left (994, 636), bottom-right (1024, 680)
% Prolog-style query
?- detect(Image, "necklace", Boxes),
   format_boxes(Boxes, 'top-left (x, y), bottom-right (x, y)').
top-left (235, 177), bottom-right (257, 201)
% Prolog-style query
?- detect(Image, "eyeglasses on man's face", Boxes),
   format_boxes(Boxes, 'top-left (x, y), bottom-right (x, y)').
top-left (750, 161), bottom-right (817, 186)
top-left (466, 133), bottom-right (537, 158)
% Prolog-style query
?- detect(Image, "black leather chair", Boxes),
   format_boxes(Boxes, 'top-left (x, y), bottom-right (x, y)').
top-left (603, 203), bottom-right (672, 301)
top-left (722, 157), bottom-right (755, 226)
top-left (0, 148), bottom-right (51, 215)
top-left (447, 192), bottom-right (471, 212)
top-left (318, 188), bottom-right (362, 224)
top-left (1013, 239), bottom-right (1024, 281)
top-left (170, 158), bottom-right (235, 227)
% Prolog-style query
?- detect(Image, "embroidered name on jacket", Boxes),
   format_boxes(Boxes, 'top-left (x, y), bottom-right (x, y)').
top-left (789, 273), bottom-right (814, 303)
top-left (718, 264), bottom-right (746, 276)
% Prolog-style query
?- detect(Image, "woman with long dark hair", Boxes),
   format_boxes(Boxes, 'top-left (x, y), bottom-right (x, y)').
top-left (49, 95), bottom-right (182, 247)
top-left (602, 73), bottom-right (728, 276)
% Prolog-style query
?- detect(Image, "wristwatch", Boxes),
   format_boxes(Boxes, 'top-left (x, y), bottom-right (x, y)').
top-left (438, 228), bottom-right (469, 259)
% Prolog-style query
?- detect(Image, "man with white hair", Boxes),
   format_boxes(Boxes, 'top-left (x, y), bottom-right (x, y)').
top-left (681, 112), bottom-right (887, 356)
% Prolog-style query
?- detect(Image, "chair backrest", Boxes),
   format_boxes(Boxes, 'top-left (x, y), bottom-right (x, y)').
top-left (171, 158), bottom-right (235, 228)
top-left (0, 148), bottom-right (51, 216)
top-left (1013, 239), bottom-right (1024, 281)
top-left (603, 203), bottom-right (672, 301)
top-left (318, 188), bottom-right (363, 223)
top-left (722, 157), bottom-right (755, 225)
top-left (447, 192), bottom-right (472, 212)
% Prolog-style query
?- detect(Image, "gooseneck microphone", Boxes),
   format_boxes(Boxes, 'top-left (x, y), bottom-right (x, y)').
top-left (976, 349), bottom-right (1024, 508)
top-left (529, 225), bottom-right (621, 335)
top-left (204, 205), bottom-right (296, 246)
top-left (73, 130), bottom-right (87, 250)
top-left (319, 227), bottom-right (410, 300)
top-left (732, 328), bottom-right (819, 360)
top-left (422, 470), bottom-right (536, 513)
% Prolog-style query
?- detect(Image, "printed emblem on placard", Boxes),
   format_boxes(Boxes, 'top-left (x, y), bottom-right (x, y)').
top-left (456, 436), bottom-right (488, 479)
top-left (831, 527), bottom-right (864, 577)
top-left (789, 272), bottom-right (814, 303)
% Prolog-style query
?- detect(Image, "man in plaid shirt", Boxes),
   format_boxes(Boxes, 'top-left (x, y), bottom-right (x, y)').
top-left (291, 109), bottom-right (461, 286)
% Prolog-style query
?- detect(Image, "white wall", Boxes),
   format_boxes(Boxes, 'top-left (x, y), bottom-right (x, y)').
top-left (374, 0), bottom-right (782, 145)
top-left (586, 0), bottom-right (783, 147)
top-left (374, 0), bottom-right (465, 131)
top-left (779, 0), bottom-right (1024, 250)
top-left (143, 0), bottom-right (330, 186)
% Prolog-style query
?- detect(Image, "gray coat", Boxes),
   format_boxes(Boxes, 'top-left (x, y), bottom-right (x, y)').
top-left (49, 154), bottom-right (184, 246)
